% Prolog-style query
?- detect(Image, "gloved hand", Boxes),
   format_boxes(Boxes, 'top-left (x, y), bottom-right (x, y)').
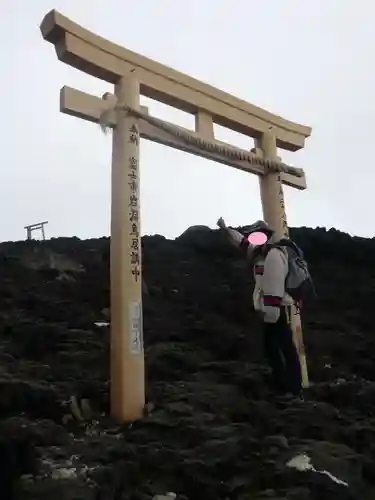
top-left (217, 217), bottom-right (226, 229)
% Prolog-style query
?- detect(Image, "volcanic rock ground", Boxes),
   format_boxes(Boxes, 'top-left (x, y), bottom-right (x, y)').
top-left (0, 226), bottom-right (375, 499)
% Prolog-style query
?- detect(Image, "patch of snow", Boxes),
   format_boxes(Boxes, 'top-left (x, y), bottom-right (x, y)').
top-left (287, 454), bottom-right (313, 472)
top-left (152, 493), bottom-right (177, 500)
top-left (286, 454), bottom-right (348, 487)
top-left (51, 467), bottom-right (78, 480)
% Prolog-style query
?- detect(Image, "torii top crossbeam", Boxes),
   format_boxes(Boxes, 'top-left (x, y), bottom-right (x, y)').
top-left (40, 10), bottom-right (311, 190)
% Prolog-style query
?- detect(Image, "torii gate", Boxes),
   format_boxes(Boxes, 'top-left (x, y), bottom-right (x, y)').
top-left (40, 10), bottom-right (312, 423)
top-left (25, 220), bottom-right (48, 240)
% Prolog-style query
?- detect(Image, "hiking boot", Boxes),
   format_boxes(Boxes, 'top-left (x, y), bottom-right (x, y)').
top-left (288, 391), bottom-right (304, 402)
top-left (276, 391), bottom-right (304, 404)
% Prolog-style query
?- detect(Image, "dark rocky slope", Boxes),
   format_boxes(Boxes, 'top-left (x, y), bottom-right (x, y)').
top-left (0, 226), bottom-right (375, 499)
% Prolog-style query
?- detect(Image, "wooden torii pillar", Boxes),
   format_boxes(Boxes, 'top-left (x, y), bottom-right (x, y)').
top-left (40, 10), bottom-right (312, 422)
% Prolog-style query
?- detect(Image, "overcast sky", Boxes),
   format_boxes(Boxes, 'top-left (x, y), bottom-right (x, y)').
top-left (1, 0), bottom-right (374, 241)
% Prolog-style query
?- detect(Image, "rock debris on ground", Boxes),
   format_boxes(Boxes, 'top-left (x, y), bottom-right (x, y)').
top-left (0, 225), bottom-right (375, 499)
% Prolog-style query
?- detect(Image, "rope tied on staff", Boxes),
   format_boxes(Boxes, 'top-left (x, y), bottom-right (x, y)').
top-left (98, 103), bottom-right (304, 178)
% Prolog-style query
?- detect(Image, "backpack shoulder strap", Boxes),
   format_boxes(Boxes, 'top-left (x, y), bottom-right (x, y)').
top-left (275, 239), bottom-right (303, 258)
top-left (266, 242), bottom-right (288, 257)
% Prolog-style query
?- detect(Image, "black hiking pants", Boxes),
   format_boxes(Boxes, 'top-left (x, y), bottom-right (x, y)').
top-left (263, 307), bottom-right (302, 395)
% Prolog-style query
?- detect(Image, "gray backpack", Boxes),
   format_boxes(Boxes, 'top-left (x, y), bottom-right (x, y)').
top-left (268, 239), bottom-right (316, 305)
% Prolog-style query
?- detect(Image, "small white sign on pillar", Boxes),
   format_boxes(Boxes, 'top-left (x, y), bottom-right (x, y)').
top-left (129, 301), bottom-right (143, 355)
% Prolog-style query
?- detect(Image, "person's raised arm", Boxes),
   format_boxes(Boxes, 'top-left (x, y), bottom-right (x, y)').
top-left (217, 217), bottom-right (255, 258)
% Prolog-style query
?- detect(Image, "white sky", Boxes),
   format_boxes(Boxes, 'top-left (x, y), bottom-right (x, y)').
top-left (1, 0), bottom-right (374, 241)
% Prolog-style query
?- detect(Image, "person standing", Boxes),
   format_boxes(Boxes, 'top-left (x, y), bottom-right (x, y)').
top-left (217, 217), bottom-right (303, 399)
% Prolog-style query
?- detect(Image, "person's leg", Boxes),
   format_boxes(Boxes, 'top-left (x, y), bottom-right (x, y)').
top-left (263, 319), bottom-right (287, 394)
top-left (278, 308), bottom-right (302, 395)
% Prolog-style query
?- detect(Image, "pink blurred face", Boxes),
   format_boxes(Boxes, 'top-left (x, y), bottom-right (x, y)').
top-left (247, 231), bottom-right (268, 246)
